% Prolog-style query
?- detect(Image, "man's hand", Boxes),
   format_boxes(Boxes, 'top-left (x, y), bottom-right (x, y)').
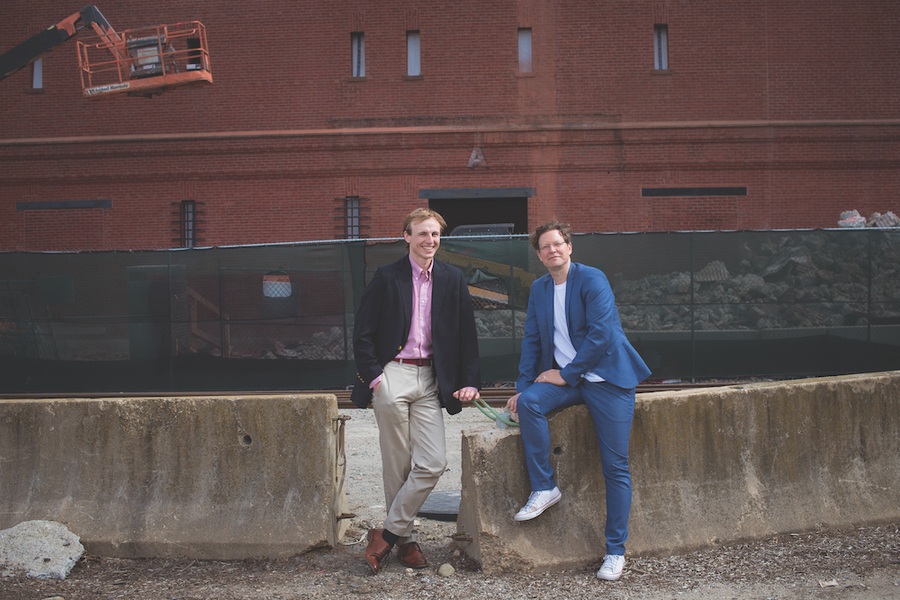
top-left (535, 369), bottom-right (565, 386)
top-left (371, 381), bottom-right (380, 396)
top-left (453, 386), bottom-right (480, 402)
top-left (506, 392), bottom-right (520, 413)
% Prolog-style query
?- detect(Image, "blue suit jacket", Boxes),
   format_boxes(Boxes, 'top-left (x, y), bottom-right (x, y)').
top-left (517, 262), bottom-right (650, 393)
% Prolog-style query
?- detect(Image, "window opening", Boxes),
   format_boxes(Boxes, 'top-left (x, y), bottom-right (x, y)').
top-left (181, 201), bottom-right (196, 248)
top-left (335, 197), bottom-right (369, 239)
top-left (345, 197), bottom-right (360, 239)
top-left (654, 25), bottom-right (668, 70)
top-left (406, 31), bottom-right (422, 77)
top-left (407, 31), bottom-right (421, 76)
top-left (32, 58), bottom-right (43, 89)
top-left (518, 28), bottom-right (533, 73)
top-left (428, 197), bottom-right (528, 236)
top-left (351, 32), bottom-right (365, 77)
top-left (171, 200), bottom-right (203, 247)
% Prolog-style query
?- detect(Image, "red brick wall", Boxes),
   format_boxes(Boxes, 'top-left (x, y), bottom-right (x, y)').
top-left (1, 1), bottom-right (898, 250)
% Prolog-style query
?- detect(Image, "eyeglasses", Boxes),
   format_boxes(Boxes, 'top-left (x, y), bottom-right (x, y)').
top-left (539, 241), bottom-right (567, 253)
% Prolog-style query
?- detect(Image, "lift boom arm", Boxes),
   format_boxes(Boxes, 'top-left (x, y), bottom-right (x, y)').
top-left (0, 5), bottom-right (125, 82)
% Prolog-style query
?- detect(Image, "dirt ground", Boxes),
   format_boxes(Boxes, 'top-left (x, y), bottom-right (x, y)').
top-left (1, 522), bottom-right (898, 600)
top-left (2, 407), bottom-right (898, 600)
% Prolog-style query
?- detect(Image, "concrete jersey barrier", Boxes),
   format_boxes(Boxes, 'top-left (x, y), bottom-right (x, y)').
top-left (457, 371), bottom-right (900, 573)
top-left (0, 394), bottom-right (345, 559)
top-left (3, 374), bottom-right (897, 566)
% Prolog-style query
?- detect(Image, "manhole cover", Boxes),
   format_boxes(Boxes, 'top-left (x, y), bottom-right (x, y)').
top-left (417, 490), bottom-right (460, 521)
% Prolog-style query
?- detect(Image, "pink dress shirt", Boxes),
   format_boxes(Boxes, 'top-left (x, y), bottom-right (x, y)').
top-left (370, 255), bottom-right (433, 389)
top-left (395, 256), bottom-right (434, 360)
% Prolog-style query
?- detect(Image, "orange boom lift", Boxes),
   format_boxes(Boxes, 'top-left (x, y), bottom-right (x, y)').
top-left (0, 5), bottom-right (212, 99)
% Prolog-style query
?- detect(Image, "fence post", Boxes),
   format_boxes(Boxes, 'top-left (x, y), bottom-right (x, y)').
top-left (867, 231), bottom-right (873, 363)
top-left (689, 232), bottom-right (696, 383)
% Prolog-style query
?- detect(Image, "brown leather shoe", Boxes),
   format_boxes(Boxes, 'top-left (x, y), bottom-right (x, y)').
top-left (397, 541), bottom-right (428, 569)
top-left (364, 529), bottom-right (391, 574)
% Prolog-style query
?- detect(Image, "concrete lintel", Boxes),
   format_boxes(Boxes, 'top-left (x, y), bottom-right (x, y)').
top-left (419, 187), bottom-right (536, 199)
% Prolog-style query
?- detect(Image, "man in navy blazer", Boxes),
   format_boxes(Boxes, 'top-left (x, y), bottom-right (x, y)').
top-left (352, 208), bottom-right (481, 574)
top-left (349, 248), bottom-right (481, 416)
top-left (506, 219), bottom-right (650, 582)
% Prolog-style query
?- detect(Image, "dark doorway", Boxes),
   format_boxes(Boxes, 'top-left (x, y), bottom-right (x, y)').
top-left (429, 197), bottom-right (528, 236)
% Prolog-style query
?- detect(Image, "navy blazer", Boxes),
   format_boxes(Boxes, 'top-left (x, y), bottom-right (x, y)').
top-left (517, 262), bottom-right (650, 392)
top-left (351, 255), bottom-right (482, 414)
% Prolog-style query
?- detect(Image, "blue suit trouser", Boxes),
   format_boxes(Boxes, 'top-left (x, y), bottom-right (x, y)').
top-left (517, 379), bottom-right (635, 555)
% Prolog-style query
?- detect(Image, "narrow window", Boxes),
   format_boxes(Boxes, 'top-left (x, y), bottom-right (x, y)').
top-left (181, 201), bottom-right (196, 248)
top-left (654, 25), bottom-right (668, 70)
top-left (344, 197), bottom-right (361, 239)
top-left (32, 58), bottom-right (43, 89)
top-left (518, 28), bottom-right (533, 73)
top-left (351, 32), bottom-right (365, 77)
top-left (407, 31), bottom-right (421, 76)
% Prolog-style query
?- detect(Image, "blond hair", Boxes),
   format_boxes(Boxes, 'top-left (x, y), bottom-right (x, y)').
top-left (403, 208), bottom-right (447, 236)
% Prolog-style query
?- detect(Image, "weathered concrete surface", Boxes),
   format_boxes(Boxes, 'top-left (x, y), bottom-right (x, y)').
top-left (458, 371), bottom-right (900, 573)
top-left (0, 395), bottom-right (347, 559)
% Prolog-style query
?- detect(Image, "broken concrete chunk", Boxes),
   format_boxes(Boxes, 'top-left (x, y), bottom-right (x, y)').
top-left (0, 520), bottom-right (84, 580)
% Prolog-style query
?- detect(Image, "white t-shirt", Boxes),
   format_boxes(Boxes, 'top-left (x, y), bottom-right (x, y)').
top-left (553, 282), bottom-right (604, 383)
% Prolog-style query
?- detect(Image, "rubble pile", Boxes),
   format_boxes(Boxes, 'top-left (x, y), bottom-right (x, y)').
top-left (613, 231), bottom-right (900, 331)
top-left (838, 209), bottom-right (900, 228)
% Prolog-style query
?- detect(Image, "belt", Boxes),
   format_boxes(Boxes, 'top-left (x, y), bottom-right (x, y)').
top-left (392, 357), bottom-right (433, 367)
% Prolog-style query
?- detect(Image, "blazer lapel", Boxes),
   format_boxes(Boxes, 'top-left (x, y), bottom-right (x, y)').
top-left (398, 257), bottom-right (413, 337)
top-left (565, 262), bottom-right (577, 340)
top-left (431, 260), bottom-right (447, 323)
top-left (541, 275), bottom-right (555, 368)
top-left (542, 275), bottom-right (555, 331)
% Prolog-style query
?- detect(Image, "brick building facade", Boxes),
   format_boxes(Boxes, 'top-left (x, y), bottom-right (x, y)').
top-left (1, 0), bottom-right (898, 251)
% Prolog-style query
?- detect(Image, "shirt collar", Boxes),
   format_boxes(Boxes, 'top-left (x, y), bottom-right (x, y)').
top-left (409, 255), bottom-right (433, 279)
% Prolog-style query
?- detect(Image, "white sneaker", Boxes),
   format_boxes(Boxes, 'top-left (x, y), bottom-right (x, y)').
top-left (596, 554), bottom-right (625, 581)
top-left (513, 487), bottom-right (561, 521)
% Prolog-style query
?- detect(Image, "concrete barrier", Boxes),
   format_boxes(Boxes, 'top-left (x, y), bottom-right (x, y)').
top-left (0, 394), bottom-right (347, 559)
top-left (457, 371), bottom-right (900, 572)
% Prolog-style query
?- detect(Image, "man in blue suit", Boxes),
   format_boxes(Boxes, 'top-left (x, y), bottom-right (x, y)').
top-left (506, 219), bottom-right (650, 582)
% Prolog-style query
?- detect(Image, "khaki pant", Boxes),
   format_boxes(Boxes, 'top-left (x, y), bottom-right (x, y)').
top-left (372, 360), bottom-right (447, 541)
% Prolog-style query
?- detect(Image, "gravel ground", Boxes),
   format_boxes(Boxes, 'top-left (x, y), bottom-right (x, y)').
top-left (2, 407), bottom-right (898, 600)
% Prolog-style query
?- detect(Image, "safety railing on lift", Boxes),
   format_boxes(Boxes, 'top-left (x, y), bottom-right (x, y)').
top-left (77, 21), bottom-right (212, 99)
